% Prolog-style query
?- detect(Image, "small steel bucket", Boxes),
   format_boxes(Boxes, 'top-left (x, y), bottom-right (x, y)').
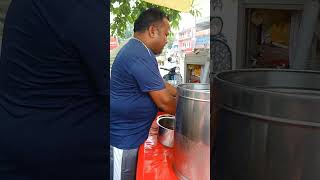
top-left (157, 114), bottom-right (175, 148)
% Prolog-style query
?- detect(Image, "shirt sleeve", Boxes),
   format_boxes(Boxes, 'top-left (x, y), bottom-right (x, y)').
top-left (128, 57), bottom-right (165, 92)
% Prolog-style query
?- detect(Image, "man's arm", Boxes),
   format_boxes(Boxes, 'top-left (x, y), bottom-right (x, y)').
top-left (165, 82), bottom-right (177, 97)
top-left (149, 89), bottom-right (176, 115)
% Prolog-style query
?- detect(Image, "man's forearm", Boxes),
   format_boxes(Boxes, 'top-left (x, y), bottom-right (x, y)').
top-left (165, 83), bottom-right (177, 97)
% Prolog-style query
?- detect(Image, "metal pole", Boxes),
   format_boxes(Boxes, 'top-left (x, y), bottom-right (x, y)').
top-left (291, 0), bottom-right (320, 69)
top-left (200, 60), bottom-right (210, 83)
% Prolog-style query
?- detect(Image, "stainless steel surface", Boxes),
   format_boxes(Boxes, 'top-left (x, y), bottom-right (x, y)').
top-left (174, 83), bottom-right (210, 180)
top-left (157, 115), bottom-right (175, 148)
top-left (212, 69), bottom-right (320, 180)
top-left (200, 61), bottom-right (210, 83)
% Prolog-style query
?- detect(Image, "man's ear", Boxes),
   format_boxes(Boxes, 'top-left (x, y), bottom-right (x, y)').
top-left (148, 25), bottom-right (157, 38)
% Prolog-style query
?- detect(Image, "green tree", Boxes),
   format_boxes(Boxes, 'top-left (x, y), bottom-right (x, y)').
top-left (110, 0), bottom-right (201, 38)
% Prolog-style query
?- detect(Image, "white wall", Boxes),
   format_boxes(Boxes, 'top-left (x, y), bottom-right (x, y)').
top-left (212, 0), bottom-right (239, 69)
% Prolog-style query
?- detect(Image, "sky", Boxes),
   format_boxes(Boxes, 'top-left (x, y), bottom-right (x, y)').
top-left (175, 0), bottom-right (210, 32)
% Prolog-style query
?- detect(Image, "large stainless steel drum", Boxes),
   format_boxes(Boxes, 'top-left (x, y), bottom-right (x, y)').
top-left (173, 84), bottom-right (210, 180)
top-left (212, 69), bottom-right (320, 180)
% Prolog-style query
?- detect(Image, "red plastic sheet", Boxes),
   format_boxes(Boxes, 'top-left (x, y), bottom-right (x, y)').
top-left (136, 112), bottom-right (178, 180)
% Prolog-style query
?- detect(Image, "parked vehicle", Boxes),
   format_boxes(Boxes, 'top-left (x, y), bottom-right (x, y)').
top-left (160, 66), bottom-right (182, 86)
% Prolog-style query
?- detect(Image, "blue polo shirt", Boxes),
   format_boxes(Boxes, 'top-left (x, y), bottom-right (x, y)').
top-left (110, 38), bottom-right (165, 149)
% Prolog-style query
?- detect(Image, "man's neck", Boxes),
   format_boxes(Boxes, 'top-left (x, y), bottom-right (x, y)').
top-left (133, 33), bottom-right (152, 50)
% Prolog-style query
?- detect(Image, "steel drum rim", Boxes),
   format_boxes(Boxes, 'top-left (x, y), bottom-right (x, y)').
top-left (218, 104), bottom-right (320, 128)
top-left (179, 95), bottom-right (210, 102)
top-left (214, 69), bottom-right (320, 100)
top-left (213, 69), bottom-right (320, 125)
top-left (177, 83), bottom-right (210, 94)
top-left (177, 83), bottom-right (210, 101)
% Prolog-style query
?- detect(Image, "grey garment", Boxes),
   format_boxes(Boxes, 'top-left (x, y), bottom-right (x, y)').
top-left (110, 145), bottom-right (114, 180)
top-left (110, 145), bottom-right (139, 180)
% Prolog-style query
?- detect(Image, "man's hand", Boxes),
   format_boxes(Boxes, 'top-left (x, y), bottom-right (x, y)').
top-left (149, 88), bottom-right (176, 115)
top-left (165, 83), bottom-right (177, 97)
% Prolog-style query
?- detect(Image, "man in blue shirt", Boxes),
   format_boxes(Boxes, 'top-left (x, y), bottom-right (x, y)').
top-left (110, 8), bottom-right (177, 180)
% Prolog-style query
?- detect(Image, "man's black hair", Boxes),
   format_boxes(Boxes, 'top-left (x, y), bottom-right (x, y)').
top-left (134, 7), bottom-right (169, 33)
